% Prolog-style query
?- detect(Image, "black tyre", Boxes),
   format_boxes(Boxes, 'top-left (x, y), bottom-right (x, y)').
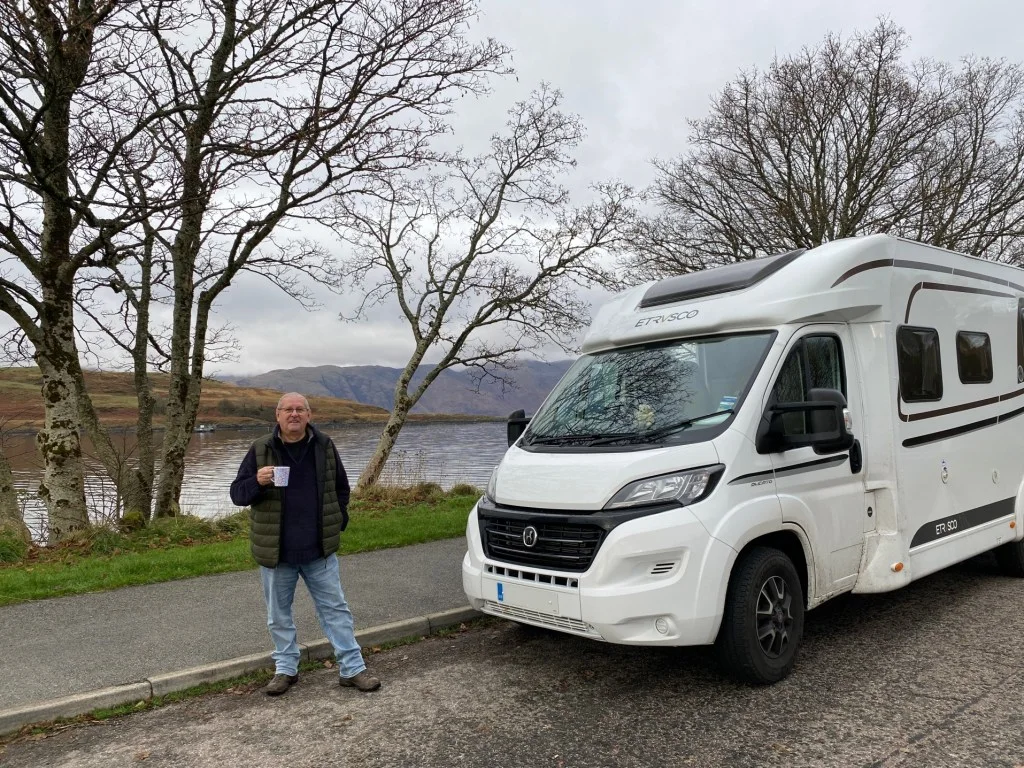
top-left (994, 540), bottom-right (1024, 576)
top-left (715, 546), bottom-right (805, 684)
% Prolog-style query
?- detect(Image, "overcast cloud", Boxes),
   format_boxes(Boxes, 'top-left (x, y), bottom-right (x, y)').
top-left (216, 0), bottom-right (1023, 376)
top-left (9, 0), bottom-right (1022, 377)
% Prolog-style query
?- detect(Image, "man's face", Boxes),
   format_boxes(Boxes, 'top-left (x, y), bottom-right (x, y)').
top-left (276, 396), bottom-right (310, 442)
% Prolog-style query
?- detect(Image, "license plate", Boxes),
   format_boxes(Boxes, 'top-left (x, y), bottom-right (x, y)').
top-left (491, 578), bottom-right (560, 615)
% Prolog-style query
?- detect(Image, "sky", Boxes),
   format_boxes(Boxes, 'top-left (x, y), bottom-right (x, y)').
top-left (212, 0), bottom-right (1024, 376)
top-left (7, 0), bottom-right (1023, 377)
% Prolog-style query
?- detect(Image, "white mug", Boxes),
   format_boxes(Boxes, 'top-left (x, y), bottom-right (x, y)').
top-left (272, 466), bottom-right (290, 487)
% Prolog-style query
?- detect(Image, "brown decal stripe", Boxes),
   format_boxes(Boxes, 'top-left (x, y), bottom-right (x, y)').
top-left (903, 403), bottom-right (1024, 447)
top-left (832, 257), bottom-right (1024, 292)
top-left (728, 454), bottom-right (848, 485)
top-left (909, 498), bottom-right (1015, 549)
top-left (831, 258), bottom-right (894, 288)
top-left (897, 277), bottom-right (1022, 422)
top-left (903, 394), bottom-right (1001, 422)
top-left (904, 282), bottom-right (1014, 324)
top-left (894, 259), bottom-right (952, 274)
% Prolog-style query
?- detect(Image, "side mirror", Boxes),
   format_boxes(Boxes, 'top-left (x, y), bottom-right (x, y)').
top-left (756, 388), bottom-right (854, 454)
top-left (507, 409), bottom-right (531, 446)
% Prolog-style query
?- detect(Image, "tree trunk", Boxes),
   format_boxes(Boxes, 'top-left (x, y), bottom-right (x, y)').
top-left (153, 289), bottom-right (208, 518)
top-left (34, 288), bottom-right (89, 541)
top-left (357, 346), bottom-right (432, 491)
top-left (73, 369), bottom-right (151, 518)
top-left (131, 367), bottom-right (156, 519)
top-left (0, 446), bottom-right (30, 543)
top-left (357, 400), bottom-right (414, 491)
top-left (32, 44), bottom-right (91, 540)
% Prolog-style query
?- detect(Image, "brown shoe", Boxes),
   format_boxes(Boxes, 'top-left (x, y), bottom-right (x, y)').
top-left (339, 670), bottom-right (380, 692)
top-left (264, 673), bottom-right (298, 696)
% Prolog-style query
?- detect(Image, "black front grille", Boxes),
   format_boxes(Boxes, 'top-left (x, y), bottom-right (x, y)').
top-left (481, 517), bottom-right (606, 572)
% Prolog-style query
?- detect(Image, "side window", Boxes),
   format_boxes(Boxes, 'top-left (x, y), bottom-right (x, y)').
top-left (1018, 298), bottom-right (1024, 384)
top-left (771, 334), bottom-right (845, 403)
top-left (770, 334), bottom-right (845, 434)
top-left (956, 331), bottom-right (992, 384)
top-left (897, 326), bottom-right (942, 402)
top-left (804, 336), bottom-right (845, 393)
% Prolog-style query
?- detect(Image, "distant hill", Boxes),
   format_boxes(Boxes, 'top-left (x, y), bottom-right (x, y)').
top-left (0, 367), bottom-right (393, 432)
top-left (225, 359), bottom-right (575, 417)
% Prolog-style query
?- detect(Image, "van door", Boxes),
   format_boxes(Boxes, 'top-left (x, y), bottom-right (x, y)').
top-left (764, 326), bottom-right (867, 594)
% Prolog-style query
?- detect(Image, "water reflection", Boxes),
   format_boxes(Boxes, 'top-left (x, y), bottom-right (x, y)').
top-left (5, 420), bottom-right (508, 537)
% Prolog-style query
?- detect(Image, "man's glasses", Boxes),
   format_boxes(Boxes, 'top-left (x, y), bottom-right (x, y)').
top-left (277, 407), bottom-right (308, 414)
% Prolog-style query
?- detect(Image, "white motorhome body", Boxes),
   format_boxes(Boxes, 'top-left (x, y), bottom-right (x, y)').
top-left (461, 234), bottom-right (1024, 682)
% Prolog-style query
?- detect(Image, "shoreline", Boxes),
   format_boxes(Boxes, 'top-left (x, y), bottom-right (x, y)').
top-left (4, 413), bottom-right (504, 437)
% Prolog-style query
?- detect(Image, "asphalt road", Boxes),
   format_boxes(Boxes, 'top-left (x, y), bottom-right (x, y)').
top-left (4, 553), bottom-right (1024, 768)
top-left (0, 537), bottom-right (470, 712)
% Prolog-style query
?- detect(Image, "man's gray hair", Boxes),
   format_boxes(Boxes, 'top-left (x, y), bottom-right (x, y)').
top-left (276, 392), bottom-right (311, 411)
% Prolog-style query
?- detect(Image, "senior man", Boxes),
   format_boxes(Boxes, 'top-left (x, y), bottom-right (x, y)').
top-left (230, 392), bottom-right (380, 696)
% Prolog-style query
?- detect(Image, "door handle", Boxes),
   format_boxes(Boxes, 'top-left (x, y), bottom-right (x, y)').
top-left (849, 439), bottom-right (863, 474)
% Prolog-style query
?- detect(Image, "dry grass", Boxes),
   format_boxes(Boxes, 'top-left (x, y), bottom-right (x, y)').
top-left (0, 366), bottom-right (392, 431)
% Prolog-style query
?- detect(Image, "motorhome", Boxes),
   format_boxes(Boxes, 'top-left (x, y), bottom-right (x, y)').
top-left (461, 234), bottom-right (1024, 683)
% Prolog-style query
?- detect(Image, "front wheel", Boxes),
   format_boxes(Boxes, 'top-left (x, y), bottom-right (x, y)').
top-left (715, 546), bottom-right (805, 684)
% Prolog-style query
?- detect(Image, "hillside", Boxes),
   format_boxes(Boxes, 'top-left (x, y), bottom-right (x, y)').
top-left (0, 367), bottom-right (398, 432)
top-left (227, 359), bottom-right (574, 417)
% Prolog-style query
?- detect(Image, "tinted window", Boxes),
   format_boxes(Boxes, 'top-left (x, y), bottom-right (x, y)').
top-left (1018, 299), bottom-right (1024, 384)
top-left (770, 335), bottom-right (845, 434)
top-left (771, 335), bottom-right (845, 403)
top-left (956, 331), bottom-right (992, 384)
top-left (897, 326), bottom-right (942, 402)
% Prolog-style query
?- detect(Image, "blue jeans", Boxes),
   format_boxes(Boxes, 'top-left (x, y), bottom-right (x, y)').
top-left (259, 554), bottom-right (366, 678)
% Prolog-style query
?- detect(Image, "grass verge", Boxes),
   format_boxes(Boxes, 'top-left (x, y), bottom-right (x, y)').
top-left (0, 484), bottom-right (480, 606)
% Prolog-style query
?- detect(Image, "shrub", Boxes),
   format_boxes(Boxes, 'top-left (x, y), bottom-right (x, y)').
top-left (0, 528), bottom-right (28, 564)
top-left (88, 526), bottom-right (130, 556)
top-left (150, 514), bottom-right (217, 544)
top-left (214, 510), bottom-right (250, 536)
top-left (409, 482), bottom-right (444, 502)
top-left (448, 483), bottom-right (482, 497)
top-left (119, 510), bottom-right (147, 533)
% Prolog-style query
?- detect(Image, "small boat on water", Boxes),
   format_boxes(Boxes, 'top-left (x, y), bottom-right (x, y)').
top-left (194, 424), bottom-right (216, 433)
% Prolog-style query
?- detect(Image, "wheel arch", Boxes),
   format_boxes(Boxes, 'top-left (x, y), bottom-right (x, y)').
top-left (732, 528), bottom-right (810, 608)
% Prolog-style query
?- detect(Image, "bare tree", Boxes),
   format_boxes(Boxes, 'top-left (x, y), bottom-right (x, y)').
top-left (0, 0), bottom-right (171, 539)
top-left (626, 20), bottom-right (1024, 280)
top-left (2, 0), bottom-right (510, 525)
top-left (123, 0), bottom-right (509, 517)
top-left (334, 86), bottom-right (636, 489)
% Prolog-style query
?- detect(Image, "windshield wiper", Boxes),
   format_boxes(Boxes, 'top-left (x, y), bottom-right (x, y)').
top-left (637, 408), bottom-right (735, 442)
top-left (526, 409), bottom-right (734, 447)
top-left (527, 431), bottom-right (637, 446)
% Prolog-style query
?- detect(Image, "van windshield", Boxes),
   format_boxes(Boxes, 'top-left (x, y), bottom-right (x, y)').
top-left (522, 332), bottom-right (774, 449)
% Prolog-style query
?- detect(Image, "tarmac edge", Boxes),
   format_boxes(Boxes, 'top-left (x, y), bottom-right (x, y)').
top-left (0, 606), bottom-right (481, 738)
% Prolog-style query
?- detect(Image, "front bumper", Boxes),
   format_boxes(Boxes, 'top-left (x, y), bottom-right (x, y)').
top-left (462, 502), bottom-right (734, 646)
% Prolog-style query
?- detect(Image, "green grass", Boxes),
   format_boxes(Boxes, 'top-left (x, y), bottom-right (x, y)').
top-left (0, 488), bottom-right (480, 606)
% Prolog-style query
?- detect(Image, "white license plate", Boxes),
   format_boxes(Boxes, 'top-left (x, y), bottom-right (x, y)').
top-left (489, 578), bottom-right (560, 615)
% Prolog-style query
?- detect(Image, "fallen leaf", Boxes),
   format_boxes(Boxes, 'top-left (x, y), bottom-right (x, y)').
top-left (135, 751), bottom-right (150, 761)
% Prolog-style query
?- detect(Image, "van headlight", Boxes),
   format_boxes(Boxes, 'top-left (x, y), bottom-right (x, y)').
top-left (485, 467), bottom-right (498, 503)
top-left (604, 465), bottom-right (724, 509)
